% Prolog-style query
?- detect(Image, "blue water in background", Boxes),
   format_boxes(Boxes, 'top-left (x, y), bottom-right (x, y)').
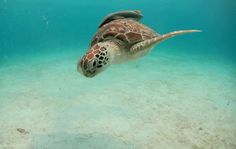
top-left (0, 0), bottom-right (235, 61)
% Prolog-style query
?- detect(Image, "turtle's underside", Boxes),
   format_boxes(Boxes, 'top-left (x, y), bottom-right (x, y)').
top-left (78, 10), bottom-right (200, 77)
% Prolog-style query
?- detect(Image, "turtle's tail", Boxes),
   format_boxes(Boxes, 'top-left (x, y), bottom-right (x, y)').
top-left (155, 30), bottom-right (201, 43)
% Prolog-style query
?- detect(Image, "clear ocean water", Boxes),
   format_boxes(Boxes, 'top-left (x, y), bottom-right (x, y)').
top-left (0, 0), bottom-right (235, 148)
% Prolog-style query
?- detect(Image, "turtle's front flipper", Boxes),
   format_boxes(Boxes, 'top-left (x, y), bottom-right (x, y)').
top-left (130, 30), bottom-right (201, 55)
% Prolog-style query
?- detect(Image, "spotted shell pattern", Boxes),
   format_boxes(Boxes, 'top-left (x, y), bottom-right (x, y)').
top-left (90, 19), bottom-right (160, 49)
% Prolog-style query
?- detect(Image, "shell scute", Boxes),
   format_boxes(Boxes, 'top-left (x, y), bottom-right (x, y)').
top-left (90, 19), bottom-right (159, 49)
top-left (126, 32), bottom-right (142, 42)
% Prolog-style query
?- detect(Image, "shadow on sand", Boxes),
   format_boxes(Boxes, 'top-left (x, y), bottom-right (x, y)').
top-left (29, 132), bottom-right (134, 149)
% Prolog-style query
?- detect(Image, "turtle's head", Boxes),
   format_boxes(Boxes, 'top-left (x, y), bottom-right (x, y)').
top-left (78, 42), bottom-right (115, 78)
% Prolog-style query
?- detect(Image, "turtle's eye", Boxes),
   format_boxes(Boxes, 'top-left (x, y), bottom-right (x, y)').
top-left (101, 47), bottom-right (107, 51)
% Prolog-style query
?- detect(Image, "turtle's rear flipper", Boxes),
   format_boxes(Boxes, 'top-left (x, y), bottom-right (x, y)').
top-left (98, 10), bottom-right (143, 28)
top-left (130, 30), bottom-right (201, 54)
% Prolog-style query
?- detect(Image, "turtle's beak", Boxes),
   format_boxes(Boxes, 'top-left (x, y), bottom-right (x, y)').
top-left (84, 70), bottom-right (97, 78)
top-left (77, 58), bottom-right (98, 78)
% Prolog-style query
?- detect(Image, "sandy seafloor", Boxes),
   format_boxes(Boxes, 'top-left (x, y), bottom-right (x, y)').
top-left (0, 47), bottom-right (235, 149)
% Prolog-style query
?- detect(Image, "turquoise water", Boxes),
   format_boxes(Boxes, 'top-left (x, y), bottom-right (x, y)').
top-left (0, 0), bottom-right (236, 149)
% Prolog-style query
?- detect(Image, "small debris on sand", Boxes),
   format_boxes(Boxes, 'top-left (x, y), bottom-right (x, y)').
top-left (17, 128), bottom-right (30, 134)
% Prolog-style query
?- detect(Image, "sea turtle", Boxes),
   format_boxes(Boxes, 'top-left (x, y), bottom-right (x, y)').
top-left (78, 10), bottom-right (200, 77)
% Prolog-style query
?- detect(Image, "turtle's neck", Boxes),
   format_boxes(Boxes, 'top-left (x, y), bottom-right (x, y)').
top-left (103, 40), bottom-right (124, 64)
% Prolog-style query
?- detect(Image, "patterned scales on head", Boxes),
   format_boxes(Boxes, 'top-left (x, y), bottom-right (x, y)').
top-left (80, 44), bottom-right (109, 71)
